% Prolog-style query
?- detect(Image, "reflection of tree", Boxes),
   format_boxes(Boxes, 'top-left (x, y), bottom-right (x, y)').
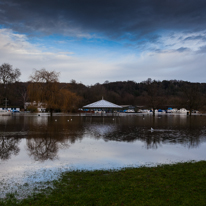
top-left (27, 137), bottom-right (69, 162)
top-left (141, 129), bottom-right (205, 149)
top-left (0, 136), bottom-right (20, 161)
top-left (144, 134), bottom-right (163, 149)
top-left (85, 123), bottom-right (118, 140)
top-left (26, 116), bottom-right (86, 162)
top-left (163, 129), bottom-right (205, 149)
top-left (84, 117), bottom-right (206, 149)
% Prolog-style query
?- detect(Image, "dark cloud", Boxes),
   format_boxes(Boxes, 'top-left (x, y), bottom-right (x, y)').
top-left (183, 35), bottom-right (206, 42)
top-left (1, 0), bottom-right (206, 42)
top-left (176, 47), bottom-right (190, 53)
top-left (197, 45), bottom-right (206, 53)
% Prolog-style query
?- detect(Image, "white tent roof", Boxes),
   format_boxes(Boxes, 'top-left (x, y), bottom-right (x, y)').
top-left (83, 99), bottom-right (122, 109)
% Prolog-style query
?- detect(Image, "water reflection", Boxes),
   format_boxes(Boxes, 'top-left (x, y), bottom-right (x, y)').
top-left (25, 116), bottom-right (85, 161)
top-left (27, 137), bottom-right (69, 161)
top-left (0, 136), bottom-right (20, 161)
top-left (0, 114), bottom-right (206, 162)
top-left (1, 114), bottom-right (206, 199)
top-left (82, 115), bottom-right (206, 150)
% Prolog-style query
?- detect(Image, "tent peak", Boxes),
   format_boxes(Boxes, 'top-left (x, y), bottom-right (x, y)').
top-left (83, 99), bottom-right (122, 109)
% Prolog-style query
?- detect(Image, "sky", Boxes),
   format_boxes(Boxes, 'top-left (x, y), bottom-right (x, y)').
top-left (0, 0), bottom-right (206, 85)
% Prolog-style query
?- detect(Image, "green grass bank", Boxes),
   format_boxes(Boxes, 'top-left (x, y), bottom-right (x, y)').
top-left (1, 161), bottom-right (206, 206)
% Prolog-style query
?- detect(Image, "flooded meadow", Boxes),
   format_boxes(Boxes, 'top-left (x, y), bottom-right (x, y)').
top-left (0, 113), bottom-right (206, 198)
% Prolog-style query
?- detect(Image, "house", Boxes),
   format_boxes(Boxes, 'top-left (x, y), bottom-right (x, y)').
top-left (24, 101), bottom-right (46, 112)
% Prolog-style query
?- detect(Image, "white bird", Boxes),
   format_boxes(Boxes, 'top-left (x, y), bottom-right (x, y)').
top-left (71, 119), bottom-right (72, 121)
top-left (151, 127), bottom-right (154, 132)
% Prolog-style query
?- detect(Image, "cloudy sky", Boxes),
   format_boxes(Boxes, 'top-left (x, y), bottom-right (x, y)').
top-left (0, 0), bottom-right (206, 85)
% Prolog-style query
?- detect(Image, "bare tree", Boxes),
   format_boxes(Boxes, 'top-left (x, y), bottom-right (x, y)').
top-left (0, 63), bottom-right (21, 85)
top-left (28, 69), bottom-right (60, 116)
top-left (144, 78), bottom-right (164, 116)
top-left (28, 69), bottom-right (81, 115)
top-left (29, 69), bottom-right (59, 83)
top-left (0, 63), bottom-right (21, 103)
top-left (182, 82), bottom-right (201, 115)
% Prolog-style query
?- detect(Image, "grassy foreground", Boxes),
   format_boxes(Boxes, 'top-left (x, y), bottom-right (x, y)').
top-left (1, 161), bottom-right (206, 206)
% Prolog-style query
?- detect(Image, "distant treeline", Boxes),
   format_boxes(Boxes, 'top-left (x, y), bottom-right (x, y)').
top-left (1, 78), bottom-right (206, 113)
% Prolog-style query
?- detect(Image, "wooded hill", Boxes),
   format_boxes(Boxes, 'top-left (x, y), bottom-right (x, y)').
top-left (1, 78), bottom-right (206, 113)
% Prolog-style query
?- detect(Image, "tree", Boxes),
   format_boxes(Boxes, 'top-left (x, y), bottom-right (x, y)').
top-left (182, 82), bottom-right (201, 115)
top-left (58, 89), bottom-right (81, 112)
top-left (14, 82), bottom-right (29, 109)
top-left (144, 78), bottom-right (164, 116)
top-left (28, 69), bottom-right (81, 115)
top-left (0, 63), bottom-right (21, 85)
top-left (0, 63), bottom-right (21, 105)
top-left (28, 69), bottom-right (60, 115)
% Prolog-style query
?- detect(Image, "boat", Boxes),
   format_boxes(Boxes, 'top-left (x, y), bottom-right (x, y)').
top-left (171, 108), bottom-right (178, 113)
top-left (138, 109), bottom-right (151, 113)
top-left (167, 107), bottom-right (173, 113)
top-left (0, 110), bottom-right (12, 116)
top-left (125, 109), bottom-right (135, 113)
top-left (178, 108), bottom-right (188, 113)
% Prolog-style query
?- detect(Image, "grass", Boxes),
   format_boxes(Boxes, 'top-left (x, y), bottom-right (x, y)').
top-left (0, 161), bottom-right (206, 206)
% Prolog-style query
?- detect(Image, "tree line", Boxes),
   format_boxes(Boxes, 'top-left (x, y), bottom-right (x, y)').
top-left (0, 63), bottom-right (206, 115)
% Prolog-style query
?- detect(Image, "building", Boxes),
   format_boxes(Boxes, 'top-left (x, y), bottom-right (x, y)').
top-left (83, 98), bottom-right (122, 115)
top-left (24, 101), bottom-right (46, 112)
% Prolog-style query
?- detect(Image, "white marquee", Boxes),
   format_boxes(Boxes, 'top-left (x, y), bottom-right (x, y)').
top-left (83, 98), bottom-right (122, 109)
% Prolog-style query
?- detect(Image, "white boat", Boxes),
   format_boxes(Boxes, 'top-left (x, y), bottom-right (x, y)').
top-left (178, 108), bottom-right (188, 113)
top-left (171, 108), bottom-right (178, 113)
top-left (0, 110), bottom-right (12, 116)
top-left (138, 109), bottom-right (151, 113)
top-left (125, 109), bottom-right (135, 113)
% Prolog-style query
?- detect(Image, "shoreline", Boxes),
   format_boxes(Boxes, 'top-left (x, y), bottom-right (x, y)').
top-left (1, 161), bottom-right (206, 205)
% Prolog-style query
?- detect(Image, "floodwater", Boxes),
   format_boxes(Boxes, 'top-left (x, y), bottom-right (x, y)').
top-left (0, 113), bottom-right (206, 198)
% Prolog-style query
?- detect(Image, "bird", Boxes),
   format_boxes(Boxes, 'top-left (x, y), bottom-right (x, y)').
top-left (71, 119), bottom-right (72, 121)
top-left (151, 127), bottom-right (154, 132)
